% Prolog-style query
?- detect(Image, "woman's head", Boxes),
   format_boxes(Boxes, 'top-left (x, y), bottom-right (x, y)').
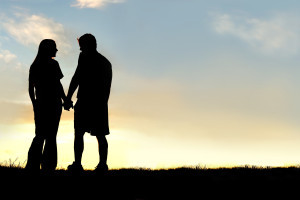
top-left (78, 34), bottom-right (97, 52)
top-left (37, 39), bottom-right (58, 58)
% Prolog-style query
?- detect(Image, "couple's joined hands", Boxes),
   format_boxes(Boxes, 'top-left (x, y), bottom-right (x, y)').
top-left (63, 98), bottom-right (73, 111)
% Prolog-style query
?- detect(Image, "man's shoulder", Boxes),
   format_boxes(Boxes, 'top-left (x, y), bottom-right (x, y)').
top-left (97, 52), bottom-right (106, 59)
top-left (97, 52), bottom-right (111, 65)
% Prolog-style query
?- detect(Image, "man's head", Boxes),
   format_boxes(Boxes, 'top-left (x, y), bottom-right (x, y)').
top-left (78, 33), bottom-right (97, 52)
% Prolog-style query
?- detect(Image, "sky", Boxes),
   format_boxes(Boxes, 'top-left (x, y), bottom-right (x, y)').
top-left (1, 0), bottom-right (300, 169)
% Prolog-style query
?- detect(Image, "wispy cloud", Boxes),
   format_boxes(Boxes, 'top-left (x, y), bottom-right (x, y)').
top-left (0, 51), bottom-right (27, 107)
top-left (0, 12), bottom-right (71, 54)
top-left (0, 49), bottom-right (17, 64)
top-left (212, 13), bottom-right (300, 55)
top-left (72, 0), bottom-right (125, 8)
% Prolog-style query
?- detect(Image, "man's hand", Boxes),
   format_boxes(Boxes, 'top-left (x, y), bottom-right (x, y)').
top-left (63, 99), bottom-right (73, 111)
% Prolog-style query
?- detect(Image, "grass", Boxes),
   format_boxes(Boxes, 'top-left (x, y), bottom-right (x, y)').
top-left (2, 161), bottom-right (300, 179)
top-left (1, 163), bottom-right (299, 198)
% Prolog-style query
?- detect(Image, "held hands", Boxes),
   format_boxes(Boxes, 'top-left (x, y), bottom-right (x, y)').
top-left (63, 98), bottom-right (74, 111)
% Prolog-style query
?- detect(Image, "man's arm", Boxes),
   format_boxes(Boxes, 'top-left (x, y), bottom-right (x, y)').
top-left (59, 81), bottom-right (67, 102)
top-left (62, 82), bottom-right (72, 111)
top-left (62, 72), bottom-right (79, 111)
top-left (104, 64), bottom-right (112, 102)
top-left (67, 54), bottom-right (81, 100)
top-left (67, 71), bottom-right (79, 100)
top-left (28, 80), bottom-right (36, 105)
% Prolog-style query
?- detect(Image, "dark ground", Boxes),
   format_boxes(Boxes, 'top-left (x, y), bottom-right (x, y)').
top-left (1, 166), bottom-right (300, 199)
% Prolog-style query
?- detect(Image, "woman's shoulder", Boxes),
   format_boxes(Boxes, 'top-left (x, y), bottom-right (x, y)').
top-left (49, 59), bottom-right (59, 66)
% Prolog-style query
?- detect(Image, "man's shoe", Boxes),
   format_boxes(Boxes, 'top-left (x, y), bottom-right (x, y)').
top-left (94, 163), bottom-right (108, 175)
top-left (68, 162), bottom-right (84, 175)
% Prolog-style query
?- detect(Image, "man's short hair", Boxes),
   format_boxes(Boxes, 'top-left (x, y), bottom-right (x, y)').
top-left (79, 33), bottom-right (97, 50)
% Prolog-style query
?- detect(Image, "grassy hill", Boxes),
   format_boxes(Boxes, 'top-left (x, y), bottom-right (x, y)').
top-left (2, 163), bottom-right (300, 178)
top-left (1, 165), bottom-right (300, 199)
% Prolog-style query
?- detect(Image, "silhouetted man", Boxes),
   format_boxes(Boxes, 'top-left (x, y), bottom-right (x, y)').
top-left (65, 34), bottom-right (112, 174)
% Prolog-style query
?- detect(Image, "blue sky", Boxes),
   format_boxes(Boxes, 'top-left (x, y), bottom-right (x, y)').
top-left (1, 0), bottom-right (300, 169)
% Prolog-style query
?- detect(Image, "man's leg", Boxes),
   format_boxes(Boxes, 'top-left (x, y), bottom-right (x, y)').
top-left (74, 130), bottom-right (85, 165)
top-left (96, 135), bottom-right (108, 166)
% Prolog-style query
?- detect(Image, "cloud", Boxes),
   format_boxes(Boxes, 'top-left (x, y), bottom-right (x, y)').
top-left (0, 53), bottom-right (27, 104)
top-left (0, 49), bottom-right (17, 64)
top-left (212, 13), bottom-right (300, 55)
top-left (72, 0), bottom-right (125, 8)
top-left (0, 13), bottom-right (71, 54)
top-left (0, 47), bottom-right (28, 105)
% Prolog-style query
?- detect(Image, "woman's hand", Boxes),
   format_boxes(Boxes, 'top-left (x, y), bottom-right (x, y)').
top-left (63, 98), bottom-right (73, 111)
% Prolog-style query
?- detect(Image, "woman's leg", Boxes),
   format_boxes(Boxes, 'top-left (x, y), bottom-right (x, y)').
top-left (42, 135), bottom-right (57, 171)
top-left (26, 135), bottom-right (44, 171)
top-left (26, 103), bottom-right (44, 171)
top-left (41, 105), bottom-right (61, 172)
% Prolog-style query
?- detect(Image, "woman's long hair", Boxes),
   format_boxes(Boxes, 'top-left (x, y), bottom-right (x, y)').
top-left (32, 39), bottom-right (56, 65)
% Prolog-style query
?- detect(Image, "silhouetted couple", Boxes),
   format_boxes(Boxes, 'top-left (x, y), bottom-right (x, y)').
top-left (25, 34), bottom-right (112, 175)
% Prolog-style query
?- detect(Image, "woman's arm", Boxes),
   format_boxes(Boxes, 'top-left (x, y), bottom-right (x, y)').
top-left (60, 81), bottom-right (74, 111)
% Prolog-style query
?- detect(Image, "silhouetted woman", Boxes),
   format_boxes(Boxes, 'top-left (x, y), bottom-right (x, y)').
top-left (26, 39), bottom-right (67, 173)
